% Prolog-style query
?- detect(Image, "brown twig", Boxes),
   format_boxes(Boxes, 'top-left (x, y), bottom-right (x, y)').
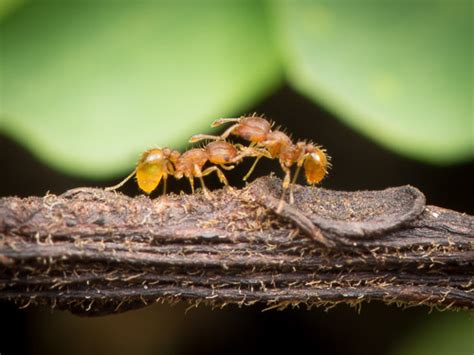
top-left (0, 176), bottom-right (472, 316)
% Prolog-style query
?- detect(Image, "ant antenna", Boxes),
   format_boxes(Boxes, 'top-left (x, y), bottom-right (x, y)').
top-left (105, 169), bottom-right (136, 191)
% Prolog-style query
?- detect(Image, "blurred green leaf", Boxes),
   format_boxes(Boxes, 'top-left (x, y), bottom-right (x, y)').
top-left (0, 0), bottom-right (23, 21)
top-left (391, 312), bottom-right (474, 355)
top-left (271, 0), bottom-right (473, 164)
top-left (0, 1), bottom-right (281, 177)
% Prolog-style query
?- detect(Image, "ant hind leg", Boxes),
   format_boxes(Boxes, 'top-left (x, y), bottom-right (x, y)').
top-left (289, 164), bottom-right (302, 204)
top-left (202, 166), bottom-right (229, 186)
top-left (220, 164), bottom-right (235, 171)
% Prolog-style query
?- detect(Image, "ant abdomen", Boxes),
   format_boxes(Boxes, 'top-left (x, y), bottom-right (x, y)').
top-left (136, 149), bottom-right (168, 194)
top-left (231, 116), bottom-right (271, 142)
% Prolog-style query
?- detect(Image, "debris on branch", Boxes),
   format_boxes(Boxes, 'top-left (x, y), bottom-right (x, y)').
top-left (0, 176), bottom-right (472, 316)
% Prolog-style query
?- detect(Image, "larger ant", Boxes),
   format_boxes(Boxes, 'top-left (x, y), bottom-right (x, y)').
top-left (190, 114), bottom-right (330, 205)
top-left (106, 141), bottom-right (256, 198)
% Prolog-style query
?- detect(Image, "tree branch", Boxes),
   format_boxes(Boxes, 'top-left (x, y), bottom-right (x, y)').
top-left (0, 176), bottom-right (472, 315)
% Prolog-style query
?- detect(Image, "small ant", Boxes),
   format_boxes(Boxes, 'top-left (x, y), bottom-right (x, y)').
top-left (190, 114), bottom-right (330, 205)
top-left (105, 147), bottom-right (180, 195)
top-left (106, 141), bottom-right (254, 198)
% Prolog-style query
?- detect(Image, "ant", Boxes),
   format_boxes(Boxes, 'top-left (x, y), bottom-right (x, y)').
top-left (106, 141), bottom-right (255, 198)
top-left (173, 140), bottom-right (252, 198)
top-left (190, 114), bottom-right (330, 206)
top-left (105, 147), bottom-right (180, 195)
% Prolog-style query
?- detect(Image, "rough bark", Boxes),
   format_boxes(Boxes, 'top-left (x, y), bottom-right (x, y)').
top-left (0, 176), bottom-right (472, 316)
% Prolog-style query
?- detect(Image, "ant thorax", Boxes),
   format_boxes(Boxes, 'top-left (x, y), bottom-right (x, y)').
top-left (174, 149), bottom-right (208, 178)
top-left (262, 130), bottom-right (292, 158)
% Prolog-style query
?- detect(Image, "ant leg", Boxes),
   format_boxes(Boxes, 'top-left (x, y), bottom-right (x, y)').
top-left (197, 175), bottom-right (211, 199)
top-left (202, 166), bottom-right (229, 186)
top-left (277, 165), bottom-right (292, 213)
top-left (189, 124), bottom-right (237, 142)
top-left (238, 147), bottom-right (272, 181)
top-left (220, 164), bottom-right (235, 171)
top-left (162, 176), bottom-right (167, 196)
top-left (217, 124), bottom-right (239, 140)
top-left (243, 156), bottom-right (262, 181)
top-left (289, 164), bottom-right (302, 204)
top-left (189, 134), bottom-right (220, 143)
top-left (105, 169), bottom-right (136, 191)
top-left (282, 166), bottom-right (291, 189)
top-left (211, 118), bottom-right (240, 127)
top-left (194, 164), bottom-right (211, 198)
top-left (188, 176), bottom-right (195, 194)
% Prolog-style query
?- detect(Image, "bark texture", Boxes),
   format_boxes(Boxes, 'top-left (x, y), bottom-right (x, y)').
top-left (0, 176), bottom-right (472, 316)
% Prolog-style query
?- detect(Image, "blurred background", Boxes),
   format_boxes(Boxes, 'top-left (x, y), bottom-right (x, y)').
top-left (1, 1), bottom-right (472, 354)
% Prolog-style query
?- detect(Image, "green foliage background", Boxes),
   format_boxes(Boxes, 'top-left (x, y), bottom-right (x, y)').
top-left (1, 0), bottom-right (472, 178)
top-left (0, 1), bottom-right (473, 353)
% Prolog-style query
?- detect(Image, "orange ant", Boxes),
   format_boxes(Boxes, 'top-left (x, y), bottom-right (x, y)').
top-left (190, 114), bottom-right (330, 206)
top-left (173, 140), bottom-right (252, 198)
top-left (106, 141), bottom-right (254, 198)
top-left (105, 147), bottom-right (180, 195)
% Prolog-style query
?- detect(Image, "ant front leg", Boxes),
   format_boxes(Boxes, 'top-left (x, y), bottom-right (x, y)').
top-left (193, 164), bottom-right (211, 199)
top-left (189, 122), bottom-right (239, 143)
top-left (211, 118), bottom-right (241, 127)
top-left (189, 134), bottom-right (220, 143)
top-left (188, 176), bottom-right (195, 195)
